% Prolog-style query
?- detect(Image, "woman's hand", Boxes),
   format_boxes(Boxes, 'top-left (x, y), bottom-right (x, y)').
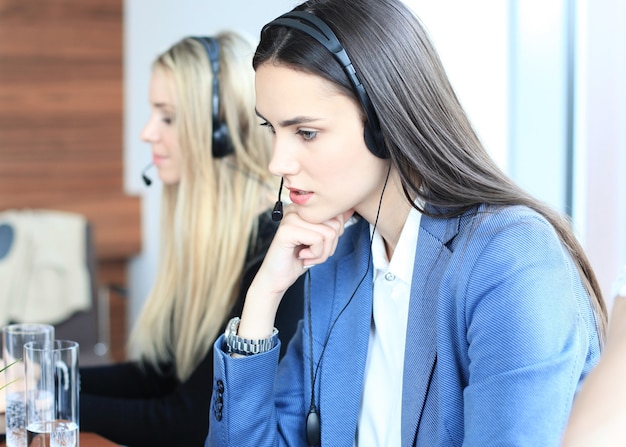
top-left (238, 205), bottom-right (354, 340)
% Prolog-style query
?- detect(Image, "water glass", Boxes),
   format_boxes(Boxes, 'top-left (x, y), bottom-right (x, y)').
top-left (2, 323), bottom-right (55, 447)
top-left (24, 340), bottom-right (79, 447)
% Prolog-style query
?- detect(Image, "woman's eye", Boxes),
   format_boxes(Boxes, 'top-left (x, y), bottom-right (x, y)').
top-left (162, 117), bottom-right (174, 125)
top-left (298, 129), bottom-right (317, 141)
top-left (260, 121), bottom-right (275, 134)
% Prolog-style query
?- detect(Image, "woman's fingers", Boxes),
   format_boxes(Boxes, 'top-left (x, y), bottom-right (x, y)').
top-left (257, 206), bottom-right (351, 292)
top-left (241, 206), bottom-right (354, 336)
top-left (290, 209), bottom-right (349, 265)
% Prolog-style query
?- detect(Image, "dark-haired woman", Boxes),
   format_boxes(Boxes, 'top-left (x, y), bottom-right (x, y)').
top-left (206, 1), bottom-right (606, 445)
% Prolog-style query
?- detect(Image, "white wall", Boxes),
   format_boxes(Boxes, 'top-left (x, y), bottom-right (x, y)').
top-left (508, 0), bottom-right (570, 215)
top-left (574, 0), bottom-right (626, 305)
top-left (405, 1), bottom-right (509, 169)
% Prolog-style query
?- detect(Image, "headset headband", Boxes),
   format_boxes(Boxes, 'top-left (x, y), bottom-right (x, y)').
top-left (264, 11), bottom-right (388, 159)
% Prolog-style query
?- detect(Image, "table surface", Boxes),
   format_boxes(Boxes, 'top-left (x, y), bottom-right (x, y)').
top-left (0, 432), bottom-right (118, 447)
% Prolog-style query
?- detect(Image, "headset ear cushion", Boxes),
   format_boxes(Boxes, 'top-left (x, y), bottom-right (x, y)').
top-left (364, 127), bottom-right (387, 159)
top-left (212, 122), bottom-right (234, 158)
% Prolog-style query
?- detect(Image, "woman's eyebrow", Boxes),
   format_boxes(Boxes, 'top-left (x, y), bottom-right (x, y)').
top-left (154, 102), bottom-right (174, 111)
top-left (254, 109), bottom-right (318, 127)
top-left (279, 116), bottom-right (318, 127)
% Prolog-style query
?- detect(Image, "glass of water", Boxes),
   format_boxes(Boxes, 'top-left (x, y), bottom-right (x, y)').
top-left (2, 323), bottom-right (55, 447)
top-left (24, 340), bottom-right (79, 447)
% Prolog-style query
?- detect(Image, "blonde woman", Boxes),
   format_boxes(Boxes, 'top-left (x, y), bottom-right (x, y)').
top-left (79, 32), bottom-right (303, 447)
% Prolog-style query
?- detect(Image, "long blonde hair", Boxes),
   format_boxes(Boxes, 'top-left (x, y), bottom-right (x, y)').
top-left (130, 31), bottom-right (276, 380)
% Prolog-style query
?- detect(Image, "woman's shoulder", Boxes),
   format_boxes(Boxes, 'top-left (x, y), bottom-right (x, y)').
top-left (479, 203), bottom-right (549, 222)
top-left (420, 203), bottom-right (555, 246)
top-left (431, 203), bottom-right (563, 266)
top-left (461, 204), bottom-right (555, 238)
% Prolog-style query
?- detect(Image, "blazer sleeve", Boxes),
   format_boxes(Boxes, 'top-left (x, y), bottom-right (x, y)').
top-left (456, 213), bottom-right (598, 445)
top-left (207, 319), bottom-right (307, 447)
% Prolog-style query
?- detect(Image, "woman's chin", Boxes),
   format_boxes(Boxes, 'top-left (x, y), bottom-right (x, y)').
top-left (295, 206), bottom-right (347, 225)
top-left (158, 172), bottom-right (181, 186)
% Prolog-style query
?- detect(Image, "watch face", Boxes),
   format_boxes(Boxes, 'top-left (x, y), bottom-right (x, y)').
top-left (224, 317), bottom-right (240, 353)
top-left (225, 317), bottom-right (240, 338)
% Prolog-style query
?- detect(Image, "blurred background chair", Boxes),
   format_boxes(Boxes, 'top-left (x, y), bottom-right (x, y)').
top-left (0, 209), bottom-right (111, 366)
top-left (54, 221), bottom-right (113, 366)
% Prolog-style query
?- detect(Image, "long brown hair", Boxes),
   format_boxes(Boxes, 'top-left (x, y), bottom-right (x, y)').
top-left (254, 0), bottom-right (607, 337)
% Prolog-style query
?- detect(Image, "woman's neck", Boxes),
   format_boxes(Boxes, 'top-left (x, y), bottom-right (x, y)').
top-left (360, 169), bottom-right (413, 260)
top-left (380, 199), bottom-right (412, 260)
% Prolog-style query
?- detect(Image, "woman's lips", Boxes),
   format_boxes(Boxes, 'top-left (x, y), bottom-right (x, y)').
top-left (288, 188), bottom-right (313, 205)
top-left (152, 154), bottom-right (168, 165)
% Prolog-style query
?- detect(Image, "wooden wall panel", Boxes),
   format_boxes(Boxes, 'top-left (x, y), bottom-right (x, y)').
top-left (0, 0), bottom-right (139, 362)
top-left (0, 0), bottom-right (124, 196)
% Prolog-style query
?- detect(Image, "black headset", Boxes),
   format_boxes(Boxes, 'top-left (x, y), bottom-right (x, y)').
top-left (192, 36), bottom-right (234, 158)
top-left (263, 11), bottom-right (388, 159)
top-left (263, 11), bottom-right (391, 445)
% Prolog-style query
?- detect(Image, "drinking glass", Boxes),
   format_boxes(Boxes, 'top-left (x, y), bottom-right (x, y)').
top-left (2, 323), bottom-right (55, 447)
top-left (24, 340), bottom-right (79, 447)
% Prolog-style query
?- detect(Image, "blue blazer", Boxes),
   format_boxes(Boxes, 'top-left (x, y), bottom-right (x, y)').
top-left (206, 205), bottom-right (601, 446)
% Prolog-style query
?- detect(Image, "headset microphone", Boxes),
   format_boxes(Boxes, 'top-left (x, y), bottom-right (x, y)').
top-left (272, 177), bottom-right (284, 222)
top-left (141, 163), bottom-right (154, 186)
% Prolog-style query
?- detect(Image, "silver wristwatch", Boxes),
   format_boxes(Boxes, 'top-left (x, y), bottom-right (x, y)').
top-left (224, 317), bottom-right (279, 355)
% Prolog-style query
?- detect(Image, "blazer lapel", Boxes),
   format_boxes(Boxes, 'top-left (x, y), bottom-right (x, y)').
top-left (401, 213), bottom-right (460, 446)
top-left (309, 212), bottom-right (464, 446)
top-left (316, 222), bottom-right (373, 446)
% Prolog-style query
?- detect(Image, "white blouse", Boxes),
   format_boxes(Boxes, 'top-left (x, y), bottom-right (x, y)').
top-left (355, 206), bottom-right (421, 446)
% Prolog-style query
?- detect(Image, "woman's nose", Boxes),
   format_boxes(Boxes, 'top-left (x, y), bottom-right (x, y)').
top-left (140, 117), bottom-right (158, 143)
top-left (268, 137), bottom-right (298, 177)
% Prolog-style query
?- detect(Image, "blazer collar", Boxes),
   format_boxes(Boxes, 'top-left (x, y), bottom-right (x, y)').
top-left (401, 211), bottom-right (462, 446)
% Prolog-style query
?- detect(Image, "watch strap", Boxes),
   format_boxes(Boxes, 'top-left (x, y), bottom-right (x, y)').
top-left (225, 317), bottom-right (279, 355)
